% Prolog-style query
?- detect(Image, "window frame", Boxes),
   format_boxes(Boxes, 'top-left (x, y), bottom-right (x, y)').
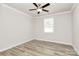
top-left (44, 17), bottom-right (54, 33)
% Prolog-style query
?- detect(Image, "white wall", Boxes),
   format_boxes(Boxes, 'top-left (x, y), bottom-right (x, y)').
top-left (72, 4), bottom-right (79, 55)
top-left (0, 4), bottom-right (33, 51)
top-left (33, 12), bottom-right (72, 45)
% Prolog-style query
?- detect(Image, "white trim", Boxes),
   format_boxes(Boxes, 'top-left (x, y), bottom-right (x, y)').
top-left (1, 4), bottom-right (31, 17)
top-left (70, 4), bottom-right (77, 12)
top-left (0, 39), bottom-right (72, 52)
top-left (1, 4), bottom-right (73, 18)
top-left (54, 11), bottom-right (72, 15)
top-left (35, 39), bottom-right (72, 46)
top-left (71, 3), bottom-right (79, 55)
top-left (73, 45), bottom-right (79, 55)
top-left (0, 39), bottom-right (33, 52)
top-left (34, 10), bottom-right (71, 18)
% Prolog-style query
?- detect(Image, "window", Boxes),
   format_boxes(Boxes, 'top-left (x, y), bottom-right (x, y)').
top-left (44, 18), bottom-right (54, 33)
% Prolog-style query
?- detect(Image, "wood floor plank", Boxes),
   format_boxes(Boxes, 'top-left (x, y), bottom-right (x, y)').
top-left (0, 40), bottom-right (78, 56)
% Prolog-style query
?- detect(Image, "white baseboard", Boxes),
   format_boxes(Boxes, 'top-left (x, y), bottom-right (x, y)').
top-left (73, 45), bottom-right (79, 55)
top-left (0, 39), bottom-right (33, 52)
top-left (36, 39), bottom-right (72, 46)
top-left (0, 38), bottom-right (72, 52)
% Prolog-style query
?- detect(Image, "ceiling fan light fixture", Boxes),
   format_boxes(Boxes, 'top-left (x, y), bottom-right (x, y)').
top-left (29, 3), bottom-right (50, 14)
top-left (37, 9), bottom-right (42, 12)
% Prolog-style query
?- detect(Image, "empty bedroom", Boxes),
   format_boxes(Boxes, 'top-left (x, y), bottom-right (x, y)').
top-left (0, 3), bottom-right (79, 56)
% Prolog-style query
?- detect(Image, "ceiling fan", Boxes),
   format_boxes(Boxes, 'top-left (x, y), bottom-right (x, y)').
top-left (29, 3), bottom-right (50, 14)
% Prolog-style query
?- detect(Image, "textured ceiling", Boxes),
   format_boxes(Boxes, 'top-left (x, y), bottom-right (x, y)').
top-left (5, 3), bottom-right (73, 16)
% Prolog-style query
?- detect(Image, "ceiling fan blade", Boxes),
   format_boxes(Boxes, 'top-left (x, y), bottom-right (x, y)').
top-left (37, 12), bottom-right (40, 14)
top-left (33, 3), bottom-right (38, 8)
top-left (41, 3), bottom-right (50, 8)
top-left (29, 9), bottom-right (36, 11)
top-left (42, 9), bottom-right (49, 12)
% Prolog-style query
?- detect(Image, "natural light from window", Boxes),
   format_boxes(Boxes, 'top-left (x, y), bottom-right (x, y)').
top-left (44, 18), bottom-right (54, 33)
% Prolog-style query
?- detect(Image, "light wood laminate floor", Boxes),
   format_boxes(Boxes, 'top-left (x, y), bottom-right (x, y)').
top-left (0, 40), bottom-right (78, 56)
